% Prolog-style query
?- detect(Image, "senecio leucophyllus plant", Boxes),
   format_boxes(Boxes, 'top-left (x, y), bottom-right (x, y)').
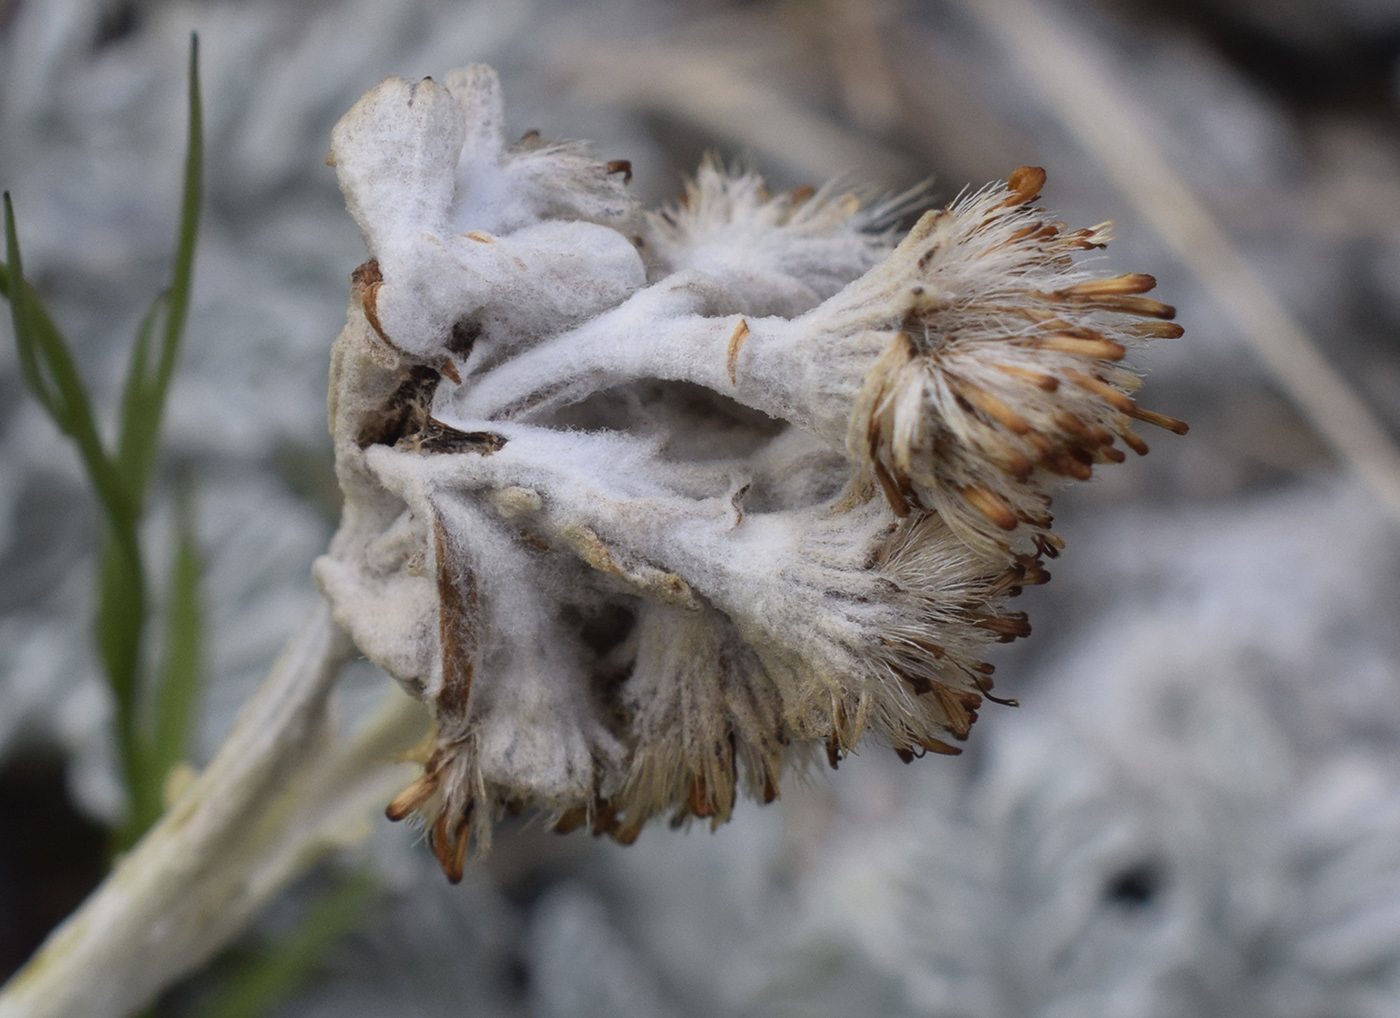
top-left (315, 64), bottom-right (1187, 881)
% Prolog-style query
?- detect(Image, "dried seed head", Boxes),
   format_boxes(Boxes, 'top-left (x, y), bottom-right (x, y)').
top-left (836, 170), bottom-right (1187, 551)
top-left (316, 70), bottom-right (1185, 878)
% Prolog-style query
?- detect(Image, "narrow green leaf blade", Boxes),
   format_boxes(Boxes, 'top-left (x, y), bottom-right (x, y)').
top-left (149, 489), bottom-right (204, 816)
top-left (102, 527), bottom-right (152, 854)
top-left (4, 198), bottom-right (64, 420)
top-left (115, 34), bottom-right (205, 514)
top-left (3, 195), bottom-right (138, 535)
top-left (160, 33), bottom-right (203, 378)
top-left (116, 294), bottom-right (168, 500)
top-left (7, 197), bottom-right (151, 860)
top-left (116, 33), bottom-right (203, 507)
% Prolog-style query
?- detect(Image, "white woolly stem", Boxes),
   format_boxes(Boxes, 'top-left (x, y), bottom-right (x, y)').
top-left (456, 281), bottom-right (860, 446)
top-left (383, 430), bottom-right (867, 646)
top-left (457, 275), bottom-right (735, 413)
top-left (0, 602), bottom-right (428, 1018)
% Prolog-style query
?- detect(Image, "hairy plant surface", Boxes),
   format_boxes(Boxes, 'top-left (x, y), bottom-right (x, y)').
top-left (315, 65), bottom-right (1185, 880)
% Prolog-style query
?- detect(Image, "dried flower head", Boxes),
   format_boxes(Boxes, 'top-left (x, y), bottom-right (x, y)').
top-left (314, 65), bottom-right (1185, 880)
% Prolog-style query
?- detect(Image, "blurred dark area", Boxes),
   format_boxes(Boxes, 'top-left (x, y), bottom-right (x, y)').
top-left (0, 749), bottom-right (106, 982)
top-left (1140, 0), bottom-right (1400, 111)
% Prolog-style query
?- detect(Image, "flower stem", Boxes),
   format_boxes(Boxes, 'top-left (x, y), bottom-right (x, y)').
top-left (0, 600), bottom-right (425, 1018)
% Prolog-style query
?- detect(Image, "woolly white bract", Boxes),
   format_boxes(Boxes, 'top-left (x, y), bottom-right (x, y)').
top-left (314, 65), bottom-right (1184, 879)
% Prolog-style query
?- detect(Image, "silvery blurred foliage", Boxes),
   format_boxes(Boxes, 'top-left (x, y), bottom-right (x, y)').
top-left (460, 484), bottom-right (1400, 1018)
top-left (3, 0), bottom-right (1400, 1015)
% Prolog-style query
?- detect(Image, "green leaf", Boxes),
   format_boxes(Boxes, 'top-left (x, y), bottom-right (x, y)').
top-left (116, 485), bottom-right (203, 847)
top-left (197, 873), bottom-right (376, 1018)
top-left (163, 34), bottom-right (204, 382)
top-left (100, 526), bottom-right (151, 852)
top-left (111, 34), bottom-right (206, 850)
top-left (2, 196), bottom-right (137, 534)
top-left (149, 487), bottom-right (204, 817)
top-left (5, 197), bottom-right (151, 850)
top-left (117, 33), bottom-right (203, 507)
top-left (0, 257), bottom-right (61, 420)
top-left (5, 34), bottom-right (206, 860)
top-left (116, 294), bottom-right (167, 497)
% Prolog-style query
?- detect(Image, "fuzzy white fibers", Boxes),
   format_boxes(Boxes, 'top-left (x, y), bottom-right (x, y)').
top-left (316, 66), bottom-right (1181, 875)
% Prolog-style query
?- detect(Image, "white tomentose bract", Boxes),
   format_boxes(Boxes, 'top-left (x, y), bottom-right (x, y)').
top-left (314, 64), bottom-right (1187, 879)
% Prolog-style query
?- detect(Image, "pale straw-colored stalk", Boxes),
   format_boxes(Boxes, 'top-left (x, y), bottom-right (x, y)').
top-left (0, 602), bottom-right (428, 1018)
